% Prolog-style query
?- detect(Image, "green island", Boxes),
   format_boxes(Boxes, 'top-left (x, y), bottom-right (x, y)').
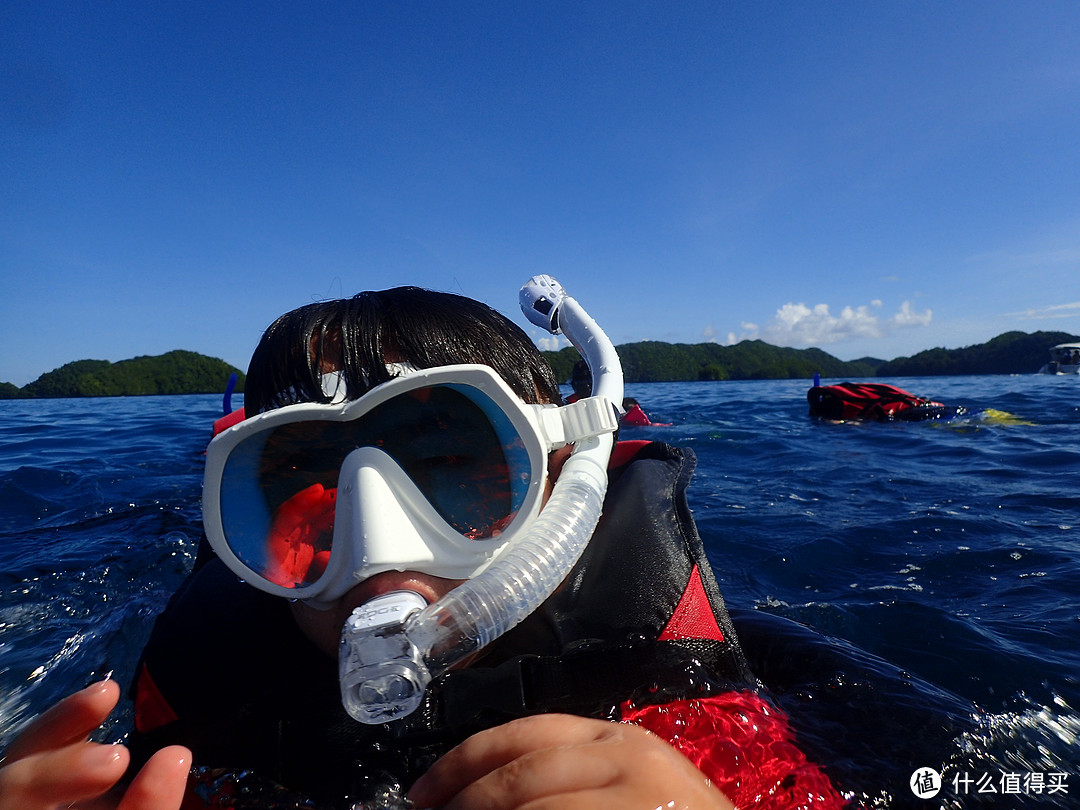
top-left (542, 329), bottom-right (1078, 386)
top-left (2, 331), bottom-right (1075, 399)
top-left (0, 350), bottom-right (245, 399)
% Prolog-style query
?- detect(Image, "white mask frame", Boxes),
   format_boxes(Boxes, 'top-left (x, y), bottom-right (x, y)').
top-left (203, 363), bottom-right (617, 608)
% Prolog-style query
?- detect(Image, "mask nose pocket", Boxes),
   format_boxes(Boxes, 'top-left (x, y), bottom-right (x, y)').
top-left (318, 447), bottom-right (442, 596)
top-left (204, 367), bottom-right (558, 604)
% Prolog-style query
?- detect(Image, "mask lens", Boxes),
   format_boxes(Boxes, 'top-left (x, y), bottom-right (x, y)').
top-left (217, 383), bottom-right (534, 590)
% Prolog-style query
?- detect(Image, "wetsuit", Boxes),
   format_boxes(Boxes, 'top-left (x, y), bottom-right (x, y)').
top-left (129, 441), bottom-right (842, 808)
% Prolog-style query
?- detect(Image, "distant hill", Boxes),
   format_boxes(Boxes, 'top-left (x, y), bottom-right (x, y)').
top-left (544, 330), bottom-right (1078, 384)
top-left (1, 351), bottom-right (245, 399)
top-left (876, 330), bottom-right (1079, 377)
top-left (544, 340), bottom-right (878, 384)
top-left (3, 331), bottom-right (1074, 399)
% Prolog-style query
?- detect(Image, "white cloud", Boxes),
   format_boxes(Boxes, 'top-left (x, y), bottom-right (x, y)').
top-left (891, 300), bottom-right (933, 327)
top-left (737, 300), bottom-right (932, 347)
top-left (534, 335), bottom-right (566, 352)
top-left (703, 325), bottom-right (742, 346)
top-left (1008, 301), bottom-right (1080, 320)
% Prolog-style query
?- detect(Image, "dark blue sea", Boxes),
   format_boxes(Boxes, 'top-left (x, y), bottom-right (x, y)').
top-left (1, 376), bottom-right (1077, 808)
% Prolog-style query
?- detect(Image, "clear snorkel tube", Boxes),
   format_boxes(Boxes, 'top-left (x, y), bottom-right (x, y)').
top-left (339, 276), bottom-right (624, 723)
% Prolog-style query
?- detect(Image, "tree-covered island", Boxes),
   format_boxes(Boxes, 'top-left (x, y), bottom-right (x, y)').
top-left (2, 331), bottom-right (1075, 399)
top-left (544, 330), bottom-right (1077, 386)
top-left (1, 350), bottom-right (245, 399)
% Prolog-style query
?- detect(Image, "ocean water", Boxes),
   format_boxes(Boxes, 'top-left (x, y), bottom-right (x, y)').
top-left (0, 376), bottom-right (1077, 808)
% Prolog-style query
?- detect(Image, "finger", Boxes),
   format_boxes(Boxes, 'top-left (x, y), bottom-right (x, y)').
top-left (516, 784), bottom-right (732, 810)
top-left (409, 715), bottom-right (620, 808)
top-left (514, 786), bottom-right (665, 810)
top-left (4, 679), bottom-right (120, 763)
top-left (459, 740), bottom-right (734, 810)
top-left (0, 741), bottom-right (130, 810)
top-left (116, 745), bottom-right (192, 810)
top-left (440, 743), bottom-right (622, 810)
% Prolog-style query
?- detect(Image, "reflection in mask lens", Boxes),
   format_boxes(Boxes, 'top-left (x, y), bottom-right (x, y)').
top-left (218, 384), bottom-right (533, 588)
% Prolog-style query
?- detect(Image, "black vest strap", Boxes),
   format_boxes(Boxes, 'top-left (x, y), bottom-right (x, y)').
top-left (438, 639), bottom-right (742, 729)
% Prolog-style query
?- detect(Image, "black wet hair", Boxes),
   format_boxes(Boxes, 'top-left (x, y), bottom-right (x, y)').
top-left (244, 287), bottom-right (563, 414)
top-left (570, 359), bottom-right (592, 399)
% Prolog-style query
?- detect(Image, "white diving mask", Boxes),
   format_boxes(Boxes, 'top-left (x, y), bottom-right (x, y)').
top-left (203, 363), bottom-right (617, 610)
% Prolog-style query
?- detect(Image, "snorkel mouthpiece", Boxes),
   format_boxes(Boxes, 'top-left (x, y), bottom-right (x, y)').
top-left (340, 591), bottom-right (428, 723)
top-left (339, 275), bottom-right (623, 724)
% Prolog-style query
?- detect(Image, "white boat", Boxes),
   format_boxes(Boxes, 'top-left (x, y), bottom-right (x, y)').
top-left (1037, 343), bottom-right (1080, 374)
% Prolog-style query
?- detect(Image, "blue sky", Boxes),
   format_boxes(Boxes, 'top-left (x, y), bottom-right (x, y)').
top-left (4, 2), bottom-right (1080, 387)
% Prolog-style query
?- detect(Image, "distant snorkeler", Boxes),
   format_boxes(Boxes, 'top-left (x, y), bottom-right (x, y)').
top-left (807, 376), bottom-right (1029, 425)
top-left (807, 379), bottom-right (965, 422)
top-left (568, 361), bottom-right (672, 427)
top-left (621, 397), bottom-right (673, 427)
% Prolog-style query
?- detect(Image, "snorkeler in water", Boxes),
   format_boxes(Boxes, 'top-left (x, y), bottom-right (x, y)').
top-left (807, 379), bottom-right (966, 422)
top-left (0, 278), bottom-right (842, 809)
top-left (620, 396), bottom-right (673, 427)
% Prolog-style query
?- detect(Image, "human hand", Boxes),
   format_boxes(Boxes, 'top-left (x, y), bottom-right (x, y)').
top-left (0, 679), bottom-right (190, 810)
top-left (408, 713), bottom-right (734, 810)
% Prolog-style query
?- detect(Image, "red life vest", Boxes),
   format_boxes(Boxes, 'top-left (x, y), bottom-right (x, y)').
top-left (621, 403), bottom-right (652, 426)
top-left (808, 382), bottom-right (946, 422)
